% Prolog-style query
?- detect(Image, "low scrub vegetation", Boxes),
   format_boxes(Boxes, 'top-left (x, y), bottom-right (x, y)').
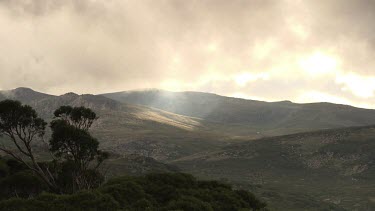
top-left (0, 157), bottom-right (266, 210)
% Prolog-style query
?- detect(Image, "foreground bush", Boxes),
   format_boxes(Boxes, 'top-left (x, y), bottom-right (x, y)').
top-left (0, 191), bottom-right (119, 211)
top-left (0, 173), bottom-right (267, 211)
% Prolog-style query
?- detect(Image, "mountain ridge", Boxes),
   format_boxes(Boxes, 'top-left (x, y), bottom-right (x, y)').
top-left (101, 89), bottom-right (375, 135)
top-left (2, 87), bottom-right (375, 138)
top-left (0, 87), bottom-right (230, 160)
top-left (101, 88), bottom-right (374, 109)
top-left (3, 87), bottom-right (371, 109)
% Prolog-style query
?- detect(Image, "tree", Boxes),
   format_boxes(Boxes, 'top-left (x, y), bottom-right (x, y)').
top-left (0, 100), bottom-right (57, 191)
top-left (50, 106), bottom-right (108, 191)
top-left (53, 106), bottom-right (97, 131)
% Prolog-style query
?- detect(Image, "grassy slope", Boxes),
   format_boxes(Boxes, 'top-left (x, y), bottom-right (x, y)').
top-left (102, 89), bottom-right (375, 137)
top-left (173, 125), bottom-right (375, 210)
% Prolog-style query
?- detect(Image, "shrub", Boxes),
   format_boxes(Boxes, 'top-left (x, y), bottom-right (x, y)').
top-left (0, 171), bottom-right (47, 198)
top-left (0, 173), bottom-right (266, 211)
top-left (0, 159), bottom-right (8, 178)
top-left (99, 182), bottom-right (146, 208)
top-left (162, 196), bottom-right (213, 211)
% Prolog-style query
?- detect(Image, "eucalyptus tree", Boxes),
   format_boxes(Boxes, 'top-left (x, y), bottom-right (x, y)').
top-left (50, 106), bottom-right (109, 191)
top-left (0, 100), bottom-right (58, 191)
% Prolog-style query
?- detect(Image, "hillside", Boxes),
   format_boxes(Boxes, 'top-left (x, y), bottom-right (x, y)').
top-left (173, 125), bottom-right (375, 210)
top-left (0, 87), bottom-right (53, 103)
top-left (0, 88), bottom-right (229, 160)
top-left (2, 87), bottom-right (375, 162)
top-left (102, 89), bottom-right (375, 136)
top-left (1, 87), bottom-right (375, 210)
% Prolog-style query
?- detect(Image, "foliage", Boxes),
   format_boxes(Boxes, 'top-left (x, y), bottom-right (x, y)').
top-left (53, 106), bottom-right (97, 131)
top-left (0, 171), bottom-right (47, 199)
top-left (50, 105), bottom-right (109, 192)
top-left (0, 100), bottom-right (46, 138)
top-left (0, 100), bottom-right (108, 193)
top-left (0, 159), bottom-right (48, 200)
top-left (101, 173), bottom-right (267, 211)
top-left (0, 100), bottom-right (56, 190)
top-left (0, 157), bottom-right (8, 178)
top-left (0, 191), bottom-right (119, 211)
top-left (52, 160), bottom-right (104, 194)
top-left (50, 120), bottom-right (98, 161)
top-left (0, 173), bottom-right (267, 211)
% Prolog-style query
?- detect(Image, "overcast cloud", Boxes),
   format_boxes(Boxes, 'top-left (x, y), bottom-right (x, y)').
top-left (0, 0), bottom-right (374, 108)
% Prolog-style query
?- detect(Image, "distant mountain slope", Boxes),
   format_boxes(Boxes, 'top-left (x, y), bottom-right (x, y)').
top-left (101, 89), bottom-right (375, 135)
top-left (0, 88), bottom-right (228, 160)
top-left (0, 87), bottom-right (53, 103)
top-left (173, 125), bottom-right (375, 210)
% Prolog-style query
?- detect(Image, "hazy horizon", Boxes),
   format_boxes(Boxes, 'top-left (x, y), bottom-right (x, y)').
top-left (0, 0), bottom-right (374, 108)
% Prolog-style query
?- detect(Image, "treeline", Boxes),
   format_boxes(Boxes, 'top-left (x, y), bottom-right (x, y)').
top-left (0, 100), bottom-right (267, 210)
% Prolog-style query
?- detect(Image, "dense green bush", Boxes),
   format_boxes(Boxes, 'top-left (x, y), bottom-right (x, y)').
top-left (163, 196), bottom-right (213, 211)
top-left (0, 158), bottom-right (48, 200)
top-left (0, 158), bottom-right (8, 178)
top-left (0, 172), bottom-right (267, 211)
top-left (0, 171), bottom-right (47, 198)
top-left (0, 191), bottom-right (119, 211)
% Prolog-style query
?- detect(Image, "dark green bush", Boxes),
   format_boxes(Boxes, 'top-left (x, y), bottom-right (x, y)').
top-left (0, 171), bottom-right (47, 199)
top-left (5, 159), bottom-right (27, 175)
top-left (0, 198), bottom-right (50, 211)
top-left (236, 189), bottom-right (267, 210)
top-left (0, 159), bottom-right (8, 178)
top-left (0, 191), bottom-right (119, 211)
top-left (132, 198), bottom-right (154, 210)
top-left (162, 196), bottom-right (213, 211)
top-left (0, 173), bottom-right (267, 211)
top-left (99, 181), bottom-right (146, 208)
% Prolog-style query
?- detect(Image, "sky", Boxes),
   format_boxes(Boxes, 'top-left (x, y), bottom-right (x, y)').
top-left (0, 0), bottom-right (374, 108)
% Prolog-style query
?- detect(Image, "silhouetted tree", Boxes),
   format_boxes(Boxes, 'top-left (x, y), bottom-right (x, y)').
top-left (50, 106), bottom-right (108, 191)
top-left (0, 100), bottom-right (57, 191)
top-left (53, 106), bottom-right (97, 131)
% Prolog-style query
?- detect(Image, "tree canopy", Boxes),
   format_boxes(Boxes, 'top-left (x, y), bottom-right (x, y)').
top-left (0, 100), bottom-right (55, 190)
top-left (0, 100), bottom-right (108, 193)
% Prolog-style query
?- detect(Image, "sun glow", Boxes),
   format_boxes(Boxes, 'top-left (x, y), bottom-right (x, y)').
top-left (234, 72), bottom-right (269, 87)
top-left (299, 52), bottom-right (339, 75)
top-left (336, 72), bottom-right (375, 98)
top-left (207, 42), bottom-right (218, 52)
